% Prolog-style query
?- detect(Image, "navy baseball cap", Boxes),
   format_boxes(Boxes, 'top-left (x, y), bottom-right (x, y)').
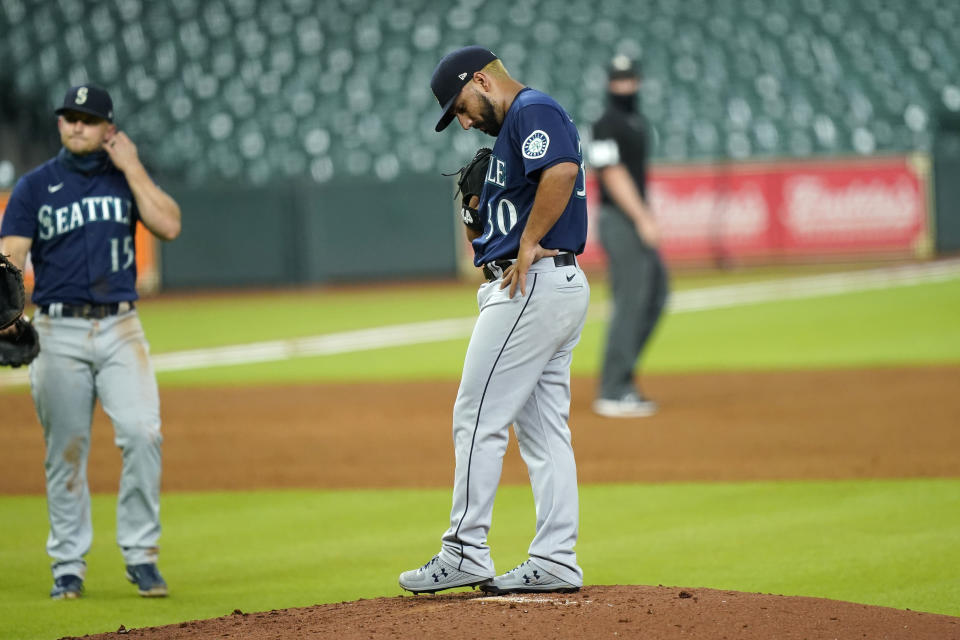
top-left (55, 84), bottom-right (114, 122)
top-left (430, 45), bottom-right (498, 132)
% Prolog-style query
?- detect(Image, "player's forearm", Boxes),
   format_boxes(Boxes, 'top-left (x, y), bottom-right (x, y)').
top-left (520, 162), bottom-right (579, 250)
top-left (0, 235), bottom-right (32, 271)
top-left (600, 164), bottom-right (653, 226)
top-left (123, 164), bottom-right (182, 241)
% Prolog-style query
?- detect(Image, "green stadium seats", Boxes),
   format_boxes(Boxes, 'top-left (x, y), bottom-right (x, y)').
top-left (2, 0), bottom-right (958, 184)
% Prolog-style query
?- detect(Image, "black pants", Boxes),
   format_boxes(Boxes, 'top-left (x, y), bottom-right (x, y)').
top-left (598, 205), bottom-right (669, 400)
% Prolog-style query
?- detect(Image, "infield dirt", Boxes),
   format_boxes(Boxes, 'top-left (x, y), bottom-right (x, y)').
top-left (3, 367), bottom-right (958, 493)
top-left (3, 366), bottom-right (959, 639)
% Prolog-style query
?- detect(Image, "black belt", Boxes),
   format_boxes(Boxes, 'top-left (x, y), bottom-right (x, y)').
top-left (39, 302), bottom-right (135, 319)
top-left (482, 253), bottom-right (576, 282)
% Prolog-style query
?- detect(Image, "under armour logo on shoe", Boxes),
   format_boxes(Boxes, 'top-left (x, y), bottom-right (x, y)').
top-left (523, 570), bottom-right (540, 584)
top-left (432, 567), bottom-right (449, 583)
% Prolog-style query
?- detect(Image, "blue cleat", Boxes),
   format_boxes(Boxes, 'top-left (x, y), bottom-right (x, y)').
top-left (50, 574), bottom-right (84, 599)
top-left (125, 563), bottom-right (168, 597)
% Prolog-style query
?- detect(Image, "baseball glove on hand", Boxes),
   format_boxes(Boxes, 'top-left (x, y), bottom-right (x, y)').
top-left (0, 317), bottom-right (40, 368)
top-left (0, 253), bottom-right (26, 330)
top-left (446, 147), bottom-right (492, 233)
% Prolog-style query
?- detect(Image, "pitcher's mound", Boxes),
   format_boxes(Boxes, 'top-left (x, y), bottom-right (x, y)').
top-left (74, 585), bottom-right (959, 639)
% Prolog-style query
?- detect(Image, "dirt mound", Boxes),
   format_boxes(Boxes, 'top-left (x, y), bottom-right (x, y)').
top-left (69, 585), bottom-right (959, 640)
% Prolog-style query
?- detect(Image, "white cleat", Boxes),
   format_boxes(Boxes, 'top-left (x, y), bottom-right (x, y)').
top-left (480, 559), bottom-right (580, 595)
top-left (399, 555), bottom-right (490, 594)
top-left (593, 392), bottom-right (658, 418)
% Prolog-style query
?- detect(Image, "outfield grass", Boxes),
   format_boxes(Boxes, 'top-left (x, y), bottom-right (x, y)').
top-left (2, 265), bottom-right (956, 390)
top-left (1, 479), bottom-right (957, 639)
top-left (133, 263), bottom-right (863, 352)
top-left (132, 275), bottom-right (960, 387)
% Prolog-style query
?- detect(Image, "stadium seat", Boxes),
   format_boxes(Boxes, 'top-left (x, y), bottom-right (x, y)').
top-left (1, 0), bottom-right (957, 183)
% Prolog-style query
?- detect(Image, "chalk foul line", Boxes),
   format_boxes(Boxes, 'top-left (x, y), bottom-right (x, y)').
top-left (1, 259), bottom-right (957, 385)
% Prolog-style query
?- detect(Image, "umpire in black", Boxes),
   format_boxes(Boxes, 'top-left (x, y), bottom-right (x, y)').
top-left (589, 54), bottom-right (669, 418)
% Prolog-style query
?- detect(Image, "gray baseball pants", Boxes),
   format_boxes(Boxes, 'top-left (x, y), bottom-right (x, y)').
top-left (439, 255), bottom-right (590, 587)
top-left (29, 309), bottom-right (162, 580)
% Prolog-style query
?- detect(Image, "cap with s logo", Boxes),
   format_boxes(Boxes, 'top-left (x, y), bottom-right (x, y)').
top-left (55, 84), bottom-right (114, 122)
top-left (430, 45), bottom-right (498, 132)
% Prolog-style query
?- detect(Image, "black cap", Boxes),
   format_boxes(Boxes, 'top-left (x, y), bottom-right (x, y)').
top-left (608, 54), bottom-right (641, 80)
top-left (55, 84), bottom-right (114, 122)
top-left (430, 45), bottom-right (498, 132)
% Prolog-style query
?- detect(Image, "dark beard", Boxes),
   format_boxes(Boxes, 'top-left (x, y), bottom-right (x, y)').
top-left (475, 94), bottom-right (502, 136)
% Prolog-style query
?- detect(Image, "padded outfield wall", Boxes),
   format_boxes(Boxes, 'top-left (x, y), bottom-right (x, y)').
top-left (0, 151), bottom-right (953, 290)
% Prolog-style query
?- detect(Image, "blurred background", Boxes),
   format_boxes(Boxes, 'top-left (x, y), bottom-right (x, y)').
top-left (1, 0), bottom-right (959, 289)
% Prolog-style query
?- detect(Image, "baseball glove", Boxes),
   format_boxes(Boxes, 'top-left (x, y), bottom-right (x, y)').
top-left (446, 147), bottom-right (492, 233)
top-left (0, 253), bottom-right (26, 330)
top-left (0, 317), bottom-right (40, 368)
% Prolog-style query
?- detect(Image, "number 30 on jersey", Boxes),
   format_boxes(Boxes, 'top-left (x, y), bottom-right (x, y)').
top-left (482, 198), bottom-right (518, 239)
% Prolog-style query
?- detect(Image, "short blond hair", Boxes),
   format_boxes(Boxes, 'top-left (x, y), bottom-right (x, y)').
top-left (481, 58), bottom-right (511, 79)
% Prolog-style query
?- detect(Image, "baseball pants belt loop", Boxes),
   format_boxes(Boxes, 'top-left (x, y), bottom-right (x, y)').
top-left (482, 253), bottom-right (577, 282)
top-left (40, 301), bottom-right (135, 319)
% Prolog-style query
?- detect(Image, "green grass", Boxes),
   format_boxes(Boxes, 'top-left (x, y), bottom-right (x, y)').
top-left (138, 262), bottom-right (941, 353)
top-left (138, 285), bottom-right (481, 352)
top-left (2, 265), bottom-right (956, 391)
top-left (130, 275), bottom-right (960, 387)
top-left (633, 277), bottom-right (960, 373)
top-left (1, 479), bottom-right (958, 639)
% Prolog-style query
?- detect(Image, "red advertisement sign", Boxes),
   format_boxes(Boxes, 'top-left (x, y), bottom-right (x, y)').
top-left (582, 155), bottom-right (930, 267)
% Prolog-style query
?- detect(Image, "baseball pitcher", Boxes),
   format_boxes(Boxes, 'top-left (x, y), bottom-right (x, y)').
top-left (399, 46), bottom-right (590, 595)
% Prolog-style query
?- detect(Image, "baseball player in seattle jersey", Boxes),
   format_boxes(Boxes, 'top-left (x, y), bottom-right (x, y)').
top-left (0, 84), bottom-right (181, 599)
top-left (399, 46), bottom-right (590, 595)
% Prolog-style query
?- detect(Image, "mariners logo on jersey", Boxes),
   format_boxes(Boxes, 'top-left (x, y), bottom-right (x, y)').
top-left (522, 130), bottom-right (550, 159)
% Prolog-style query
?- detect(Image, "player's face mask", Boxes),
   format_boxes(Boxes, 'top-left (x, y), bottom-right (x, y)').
top-left (608, 90), bottom-right (639, 113)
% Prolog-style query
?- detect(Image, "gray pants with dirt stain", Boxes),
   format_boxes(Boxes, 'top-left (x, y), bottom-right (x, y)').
top-left (598, 205), bottom-right (670, 400)
top-left (29, 309), bottom-right (162, 580)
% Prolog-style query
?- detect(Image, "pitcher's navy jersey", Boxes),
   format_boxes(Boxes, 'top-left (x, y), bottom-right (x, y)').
top-left (472, 88), bottom-right (588, 265)
top-left (1, 153), bottom-right (140, 305)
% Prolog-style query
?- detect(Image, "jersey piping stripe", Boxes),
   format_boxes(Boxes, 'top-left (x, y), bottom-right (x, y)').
top-left (453, 273), bottom-right (538, 571)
